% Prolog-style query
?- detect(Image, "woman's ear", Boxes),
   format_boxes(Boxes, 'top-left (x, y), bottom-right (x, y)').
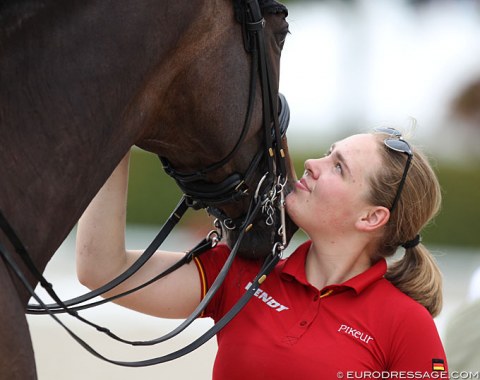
top-left (356, 206), bottom-right (390, 232)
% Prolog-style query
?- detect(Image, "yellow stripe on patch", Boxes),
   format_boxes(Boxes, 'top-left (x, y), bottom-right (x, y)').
top-left (432, 359), bottom-right (445, 371)
top-left (193, 256), bottom-right (208, 317)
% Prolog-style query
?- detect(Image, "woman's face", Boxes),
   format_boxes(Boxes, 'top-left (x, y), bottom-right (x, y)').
top-left (285, 133), bottom-right (382, 236)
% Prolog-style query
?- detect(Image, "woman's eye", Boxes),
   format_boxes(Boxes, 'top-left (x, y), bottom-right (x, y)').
top-left (334, 162), bottom-right (342, 174)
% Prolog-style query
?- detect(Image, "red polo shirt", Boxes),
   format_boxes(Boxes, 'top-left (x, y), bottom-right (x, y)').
top-left (194, 241), bottom-right (448, 379)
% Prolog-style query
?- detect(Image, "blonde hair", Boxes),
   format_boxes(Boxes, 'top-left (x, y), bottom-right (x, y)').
top-left (368, 133), bottom-right (443, 317)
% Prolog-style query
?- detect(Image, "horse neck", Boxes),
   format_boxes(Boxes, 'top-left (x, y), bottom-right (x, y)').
top-left (0, 0), bottom-right (208, 299)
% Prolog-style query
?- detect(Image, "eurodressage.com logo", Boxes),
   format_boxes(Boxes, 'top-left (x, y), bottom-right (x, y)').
top-left (336, 371), bottom-right (480, 379)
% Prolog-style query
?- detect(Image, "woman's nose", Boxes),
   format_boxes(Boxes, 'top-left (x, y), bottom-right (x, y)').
top-left (304, 158), bottom-right (320, 179)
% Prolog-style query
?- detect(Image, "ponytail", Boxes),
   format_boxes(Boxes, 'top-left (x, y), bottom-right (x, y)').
top-left (369, 131), bottom-right (443, 317)
top-left (386, 244), bottom-right (443, 317)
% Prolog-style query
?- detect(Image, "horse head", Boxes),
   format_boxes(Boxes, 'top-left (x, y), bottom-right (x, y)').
top-left (0, 1), bottom-right (299, 377)
top-left (136, 0), bottom-right (298, 259)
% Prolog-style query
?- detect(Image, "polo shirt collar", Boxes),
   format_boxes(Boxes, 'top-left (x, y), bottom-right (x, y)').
top-left (280, 240), bottom-right (387, 295)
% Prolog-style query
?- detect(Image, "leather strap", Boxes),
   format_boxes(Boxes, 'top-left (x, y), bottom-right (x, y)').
top-left (26, 197), bottom-right (189, 313)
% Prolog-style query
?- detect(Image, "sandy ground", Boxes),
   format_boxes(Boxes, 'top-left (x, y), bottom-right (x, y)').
top-left (27, 230), bottom-right (480, 379)
top-left (28, 229), bottom-right (218, 380)
top-left (29, 314), bottom-right (218, 380)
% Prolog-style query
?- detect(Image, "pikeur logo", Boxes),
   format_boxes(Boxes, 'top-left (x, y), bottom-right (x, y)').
top-left (245, 282), bottom-right (289, 312)
top-left (338, 324), bottom-right (374, 344)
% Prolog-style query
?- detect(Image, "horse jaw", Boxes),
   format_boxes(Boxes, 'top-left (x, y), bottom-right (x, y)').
top-left (223, 138), bottom-right (299, 260)
top-left (222, 165), bottom-right (299, 260)
top-left (224, 213), bottom-right (298, 260)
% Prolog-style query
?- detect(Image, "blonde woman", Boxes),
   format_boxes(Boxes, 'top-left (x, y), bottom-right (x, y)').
top-left (77, 128), bottom-right (447, 378)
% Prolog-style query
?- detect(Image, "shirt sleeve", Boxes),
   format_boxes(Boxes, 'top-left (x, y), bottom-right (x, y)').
top-left (388, 302), bottom-right (449, 376)
top-left (193, 244), bottom-right (231, 319)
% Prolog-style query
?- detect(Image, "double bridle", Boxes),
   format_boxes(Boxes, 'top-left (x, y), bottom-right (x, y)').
top-left (161, 92), bottom-right (289, 204)
top-left (0, 0), bottom-right (291, 367)
top-left (161, 92), bottom-right (289, 231)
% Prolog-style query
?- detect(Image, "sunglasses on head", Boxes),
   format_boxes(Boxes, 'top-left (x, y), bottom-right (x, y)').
top-left (373, 127), bottom-right (413, 213)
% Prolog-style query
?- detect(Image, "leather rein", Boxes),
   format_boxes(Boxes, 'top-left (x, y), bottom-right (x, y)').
top-left (0, 0), bottom-right (290, 366)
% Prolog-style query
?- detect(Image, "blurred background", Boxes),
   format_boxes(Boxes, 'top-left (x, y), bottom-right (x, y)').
top-left (29, 0), bottom-right (480, 378)
top-left (126, 0), bottom-right (480, 248)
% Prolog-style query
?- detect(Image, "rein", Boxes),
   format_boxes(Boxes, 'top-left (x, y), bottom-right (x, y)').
top-left (0, 0), bottom-right (290, 366)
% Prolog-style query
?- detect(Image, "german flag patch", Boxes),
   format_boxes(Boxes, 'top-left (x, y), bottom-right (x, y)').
top-left (432, 358), bottom-right (445, 371)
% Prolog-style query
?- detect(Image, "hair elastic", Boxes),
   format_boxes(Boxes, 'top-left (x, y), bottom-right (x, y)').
top-left (401, 234), bottom-right (421, 249)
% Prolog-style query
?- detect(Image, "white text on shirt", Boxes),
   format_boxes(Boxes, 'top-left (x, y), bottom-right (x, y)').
top-left (245, 282), bottom-right (289, 312)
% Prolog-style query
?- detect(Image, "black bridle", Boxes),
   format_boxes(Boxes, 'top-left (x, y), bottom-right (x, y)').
top-left (160, 93), bottom-right (289, 209)
top-left (161, 0), bottom-right (290, 233)
top-left (161, 92), bottom-right (289, 231)
top-left (0, 0), bottom-right (290, 367)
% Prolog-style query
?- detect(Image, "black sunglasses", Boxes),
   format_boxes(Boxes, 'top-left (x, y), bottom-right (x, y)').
top-left (373, 127), bottom-right (413, 213)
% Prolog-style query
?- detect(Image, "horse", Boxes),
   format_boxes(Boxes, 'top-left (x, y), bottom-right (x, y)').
top-left (0, 1), bottom-right (297, 378)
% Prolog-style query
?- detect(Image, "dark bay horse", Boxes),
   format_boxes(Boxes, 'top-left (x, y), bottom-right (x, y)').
top-left (0, 0), bottom-right (297, 378)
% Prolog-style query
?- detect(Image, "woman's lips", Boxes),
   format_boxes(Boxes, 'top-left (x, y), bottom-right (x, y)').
top-left (296, 178), bottom-right (310, 192)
